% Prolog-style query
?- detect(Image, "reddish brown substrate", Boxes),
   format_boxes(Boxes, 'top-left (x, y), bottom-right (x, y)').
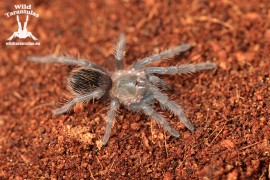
top-left (0, 0), bottom-right (269, 179)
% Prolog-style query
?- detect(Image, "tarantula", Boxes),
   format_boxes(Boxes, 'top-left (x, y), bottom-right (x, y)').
top-left (29, 34), bottom-right (216, 145)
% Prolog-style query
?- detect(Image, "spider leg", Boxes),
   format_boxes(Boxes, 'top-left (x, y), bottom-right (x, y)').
top-left (133, 43), bottom-right (191, 69)
top-left (28, 55), bottom-right (93, 67)
top-left (144, 62), bottom-right (217, 75)
top-left (148, 75), bottom-right (172, 90)
top-left (149, 87), bottom-right (195, 131)
top-left (131, 103), bottom-right (180, 137)
top-left (53, 89), bottom-right (105, 115)
top-left (115, 33), bottom-right (126, 70)
top-left (102, 98), bottom-right (120, 145)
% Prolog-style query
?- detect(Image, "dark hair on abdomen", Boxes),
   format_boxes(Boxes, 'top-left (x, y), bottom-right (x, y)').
top-left (68, 68), bottom-right (112, 95)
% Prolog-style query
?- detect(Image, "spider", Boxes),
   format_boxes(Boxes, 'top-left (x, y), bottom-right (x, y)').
top-left (29, 34), bottom-right (217, 145)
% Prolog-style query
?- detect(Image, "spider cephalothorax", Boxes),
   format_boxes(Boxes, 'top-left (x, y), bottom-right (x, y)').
top-left (111, 70), bottom-right (146, 105)
top-left (29, 34), bottom-right (217, 145)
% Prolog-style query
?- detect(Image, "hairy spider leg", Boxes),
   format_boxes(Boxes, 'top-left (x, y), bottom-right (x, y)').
top-left (140, 91), bottom-right (155, 104)
top-left (144, 62), bottom-right (217, 75)
top-left (147, 75), bottom-right (172, 90)
top-left (102, 98), bottom-right (120, 145)
top-left (133, 43), bottom-right (191, 69)
top-left (53, 89), bottom-right (105, 115)
top-left (148, 87), bottom-right (195, 131)
top-left (28, 56), bottom-right (110, 76)
top-left (28, 56), bottom-right (94, 67)
top-left (131, 103), bottom-right (180, 137)
top-left (115, 33), bottom-right (126, 70)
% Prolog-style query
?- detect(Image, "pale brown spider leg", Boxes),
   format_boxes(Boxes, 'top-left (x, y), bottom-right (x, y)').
top-left (53, 89), bottom-right (105, 115)
top-left (102, 98), bottom-right (120, 145)
top-left (133, 43), bottom-right (191, 69)
top-left (148, 75), bottom-right (172, 90)
top-left (131, 103), bottom-right (180, 137)
top-left (142, 104), bottom-right (180, 137)
top-left (149, 87), bottom-right (195, 131)
top-left (28, 56), bottom-right (93, 67)
top-left (144, 63), bottom-right (217, 75)
top-left (115, 33), bottom-right (125, 70)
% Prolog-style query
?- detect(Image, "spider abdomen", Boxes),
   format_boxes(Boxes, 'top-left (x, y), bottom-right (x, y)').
top-left (69, 68), bottom-right (112, 95)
